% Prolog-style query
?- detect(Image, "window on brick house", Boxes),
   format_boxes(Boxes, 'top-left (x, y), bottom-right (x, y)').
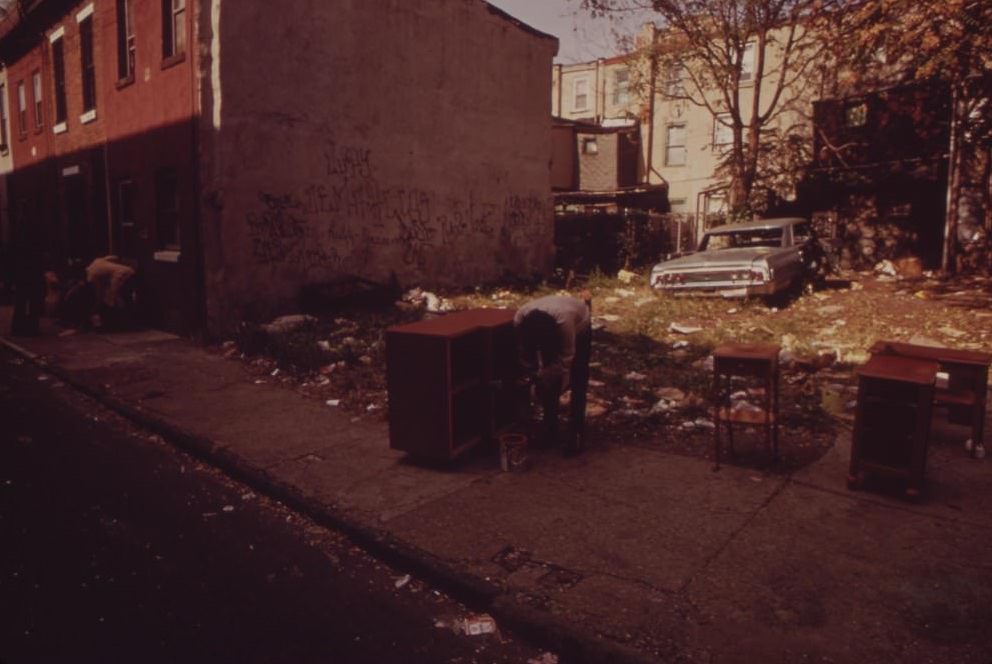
top-left (156, 168), bottom-right (181, 250)
top-left (31, 70), bottom-right (43, 129)
top-left (52, 37), bottom-right (68, 125)
top-left (16, 81), bottom-right (26, 135)
top-left (0, 83), bottom-right (9, 150)
top-left (162, 0), bottom-right (186, 59)
top-left (117, 0), bottom-right (136, 81)
top-left (79, 16), bottom-right (97, 113)
top-left (665, 123), bottom-right (686, 166)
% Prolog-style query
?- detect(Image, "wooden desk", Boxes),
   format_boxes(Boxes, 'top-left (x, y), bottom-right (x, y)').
top-left (849, 354), bottom-right (939, 498)
top-left (385, 309), bottom-right (526, 461)
top-left (869, 340), bottom-right (990, 454)
top-left (712, 344), bottom-right (780, 469)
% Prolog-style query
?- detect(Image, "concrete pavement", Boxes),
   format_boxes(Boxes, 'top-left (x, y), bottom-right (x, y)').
top-left (2, 313), bottom-right (990, 664)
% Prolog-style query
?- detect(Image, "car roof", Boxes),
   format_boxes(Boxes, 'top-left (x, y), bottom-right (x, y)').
top-left (705, 217), bottom-right (806, 234)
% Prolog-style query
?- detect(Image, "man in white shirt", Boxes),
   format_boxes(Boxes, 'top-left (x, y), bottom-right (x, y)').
top-left (514, 294), bottom-right (592, 454)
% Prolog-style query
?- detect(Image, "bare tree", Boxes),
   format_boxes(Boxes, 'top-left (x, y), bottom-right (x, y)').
top-left (579, 0), bottom-right (851, 217)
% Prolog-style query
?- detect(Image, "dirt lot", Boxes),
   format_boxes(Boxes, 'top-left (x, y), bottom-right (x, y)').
top-left (222, 270), bottom-right (992, 473)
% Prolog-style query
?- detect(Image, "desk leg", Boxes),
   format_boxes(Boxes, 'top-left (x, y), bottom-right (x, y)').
top-left (974, 368), bottom-right (987, 454)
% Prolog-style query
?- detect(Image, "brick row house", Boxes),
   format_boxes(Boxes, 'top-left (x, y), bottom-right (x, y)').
top-left (0, 0), bottom-right (197, 332)
top-left (0, 0), bottom-right (558, 336)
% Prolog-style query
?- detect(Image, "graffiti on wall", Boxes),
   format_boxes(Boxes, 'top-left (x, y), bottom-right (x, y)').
top-left (244, 138), bottom-right (549, 279)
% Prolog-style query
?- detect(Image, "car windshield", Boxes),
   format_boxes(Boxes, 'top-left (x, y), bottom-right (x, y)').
top-left (701, 228), bottom-right (783, 251)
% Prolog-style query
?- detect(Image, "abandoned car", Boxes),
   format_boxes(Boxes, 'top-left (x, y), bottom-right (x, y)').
top-left (649, 217), bottom-right (828, 297)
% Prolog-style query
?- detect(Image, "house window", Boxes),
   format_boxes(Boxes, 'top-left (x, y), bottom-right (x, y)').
top-left (52, 38), bottom-right (67, 125)
top-left (117, 0), bottom-right (136, 81)
top-left (573, 78), bottom-right (589, 112)
top-left (740, 42), bottom-right (756, 82)
top-left (713, 112), bottom-right (733, 148)
top-left (156, 169), bottom-right (181, 249)
top-left (162, 0), bottom-right (186, 60)
top-left (0, 83), bottom-right (9, 150)
top-left (31, 70), bottom-right (43, 129)
top-left (612, 68), bottom-right (629, 106)
top-left (665, 123), bottom-right (686, 166)
top-left (582, 137), bottom-right (599, 155)
top-left (79, 16), bottom-right (96, 113)
top-left (669, 198), bottom-right (687, 213)
top-left (845, 102), bottom-right (867, 127)
top-left (664, 63), bottom-right (685, 97)
top-left (16, 81), bottom-right (26, 135)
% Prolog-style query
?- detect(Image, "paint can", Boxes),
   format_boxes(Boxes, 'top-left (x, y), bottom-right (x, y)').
top-left (499, 433), bottom-right (529, 472)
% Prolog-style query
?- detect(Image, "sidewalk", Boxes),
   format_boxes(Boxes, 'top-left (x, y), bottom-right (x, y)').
top-left (3, 314), bottom-right (991, 664)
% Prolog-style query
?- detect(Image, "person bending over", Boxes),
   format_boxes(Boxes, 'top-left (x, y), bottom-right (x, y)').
top-left (514, 294), bottom-right (592, 455)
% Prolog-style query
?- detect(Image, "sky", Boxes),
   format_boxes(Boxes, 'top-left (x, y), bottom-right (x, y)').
top-left (485, 0), bottom-right (651, 64)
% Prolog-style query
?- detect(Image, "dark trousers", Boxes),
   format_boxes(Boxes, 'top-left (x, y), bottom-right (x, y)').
top-left (11, 264), bottom-right (44, 337)
top-left (541, 326), bottom-right (592, 450)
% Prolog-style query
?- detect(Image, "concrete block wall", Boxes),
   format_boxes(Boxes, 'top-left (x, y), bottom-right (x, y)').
top-left (198, 0), bottom-right (557, 333)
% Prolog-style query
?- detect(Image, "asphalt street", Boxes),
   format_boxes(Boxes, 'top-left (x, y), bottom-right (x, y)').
top-left (0, 349), bottom-right (550, 664)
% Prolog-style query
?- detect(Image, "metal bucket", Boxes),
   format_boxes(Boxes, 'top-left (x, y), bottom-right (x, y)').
top-left (499, 433), bottom-right (529, 472)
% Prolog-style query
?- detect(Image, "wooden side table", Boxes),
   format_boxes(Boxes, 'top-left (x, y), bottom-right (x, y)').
top-left (848, 354), bottom-right (938, 499)
top-left (712, 344), bottom-right (780, 469)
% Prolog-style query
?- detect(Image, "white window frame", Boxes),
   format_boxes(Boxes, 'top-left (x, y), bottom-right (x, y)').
top-left (573, 77), bottom-right (590, 113)
top-left (740, 42), bottom-right (756, 83)
top-left (665, 123), bottom-right (686, 166)
top-left (612, 68), bottom-right (629, 106)
top-left (713, 112), bottom-right (733, 149)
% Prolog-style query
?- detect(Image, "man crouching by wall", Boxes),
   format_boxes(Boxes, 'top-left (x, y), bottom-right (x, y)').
top-left (514, 293), bottom-right (592, 456)
top-left (61, 256), bottom-right (137, 331)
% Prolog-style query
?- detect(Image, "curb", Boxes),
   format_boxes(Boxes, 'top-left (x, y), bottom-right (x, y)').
top-left (1, 334), bottom-right (660, 664)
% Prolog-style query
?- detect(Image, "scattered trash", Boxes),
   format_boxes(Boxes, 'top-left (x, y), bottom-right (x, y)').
top-left (672, 340), bottom-right (689, 350)
top-left (317, 340), bottom-right (332, 352)
top-left (461, 614), bottom-right (497, 636)
top-left (588, 379), bottom-right (605, 387)
top-left (270, 368), bottom-right (280, 377)
top-left (366, 403), bottom-right (381, 412)
top-left (614, 288), bottom-right (636, 298)
top-left (874, 260), bottom-right (897, 277)
top-left (625, 371), bottom-right (648, 381)
top-left (394, 574), bottom-right (411, 589)
top-left (964, 438), bottom-right (974, 452)
top-left (616, 269), bottom-right (637, 284)
top-left (634, 297), bottom-right (655, 308)
top-left (222, 505), bottom-right (235, 513)
top-left (655, 387), bottom-right (686, 402)
top-left (325, 399), bottom-right (341, 407)
top-left (669, 322), bottom-right (702, 334)
top-left (528, 653), bottom-right (560, 664)
top-left (938, 326), bottom-right (966, 338)
top-left (261, 314), bottom-right (317, 336)
top-left (975, 444), bottom-right (986, 460)
top-left (821, 384), bottom-right (845, 414)
top-left (681, 421), bottom-right (696, 430)
top-left (749, 475), bottom-right (764, 482)
top-left (726, 308), bottom-right (738, 314)
top-left (816, 305), bottom-right (844, 316)
top-left (694, 418), bottom-right (715, 429)
top-left (850, 282), bottom-right (864, 291)
top-left (913, 290), bottom-right (928, 300)
top-left (37, 375), bottom-right (49, 382)
top-left (597, 314), bottom-right (621, 323)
